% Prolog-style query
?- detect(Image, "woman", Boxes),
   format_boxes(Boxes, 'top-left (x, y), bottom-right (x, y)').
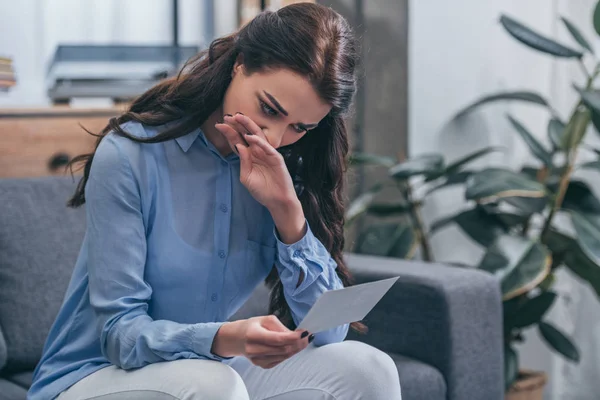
top-left (29, 3), bottom-right (402, 399)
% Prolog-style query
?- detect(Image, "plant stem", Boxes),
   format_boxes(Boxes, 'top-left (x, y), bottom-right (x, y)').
top-left (521, 166), bottom-right (549, 237)
top-left (540, 63), bottom-right (599, 242)
top-left (404, 183), bottom-right (434, 261)
top-left (578, 58), bottom-right (591, 80)
top-left (540, 163), bottom-right (574, 242)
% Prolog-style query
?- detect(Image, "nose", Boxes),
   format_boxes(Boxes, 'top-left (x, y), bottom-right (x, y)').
top-left (261, 125), bottom-right (286, 148)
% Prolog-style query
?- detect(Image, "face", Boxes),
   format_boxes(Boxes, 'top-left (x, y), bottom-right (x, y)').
top-left (222, 62), bottom-right (332, 149)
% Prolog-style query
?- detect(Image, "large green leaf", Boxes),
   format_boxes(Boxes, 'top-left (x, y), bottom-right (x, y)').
top-left (366, 202), bottom-right (411, 217)
top-left (563, 244), bottom-right (600, 299)
top-left (425, 171), bottom-right (473, 196)
top-left (481, 203), bottom-right (530, 228)
top-left (349, 153), bottom-right (396, 168)
top-left (539, 322), bottom-right (580, 362)
top-left (504, 345), bottom-right (519, 390)
top-left (575, 87), bottom-right (600, 112)
top-left (544, 229), bottom-right (575, 255)
top-left (429, 214), bottom-right (455, 235)
top-left (594, 0), bottom-right (600, 36)
top-left (388, 225), bottom-right (419, 259)
top-left (503, 296), bottom-right (523, 331)
top-left (586, 145), bottom-right (600, 157)
top-left (492, 211), bottom-right (530, 228)
top-left (500, 15), bottom-right (583, 58)
top-left (465, 168), bottom-right (546, 202)
top-left (478, 235), bottom-right (551, 300)
top-left (389, 154), bottom-right (444, 180)
top-left (429, 207), bottom-right (508, 247)
top-left (509, 291), bottom-right (557, 329)
top-left (581, 88), bottom-right (600, 136)
top-left (521, 164), bottom-right (565, 186)
top-left (426, 147), bottom-right (503, 182)
top-left (548, 118), bottom-right (567, 151)
top-left (561, 17), bottom-right (594, 53)
top-left (452, 91), bottom-right (549, 120)
top-left (560, 180), bottom-right (600, 214)
top-left (547, 227), bottom-right (600, 299)
top-left (562, 104), bottom-right (591, 150)
top-left (503, 196), bottom-right (549, 215)
top-left (356, 223), bottom-right (417, 259)
top-left (507, 115), bottom-right (553, 165)
top-left (581, 160), bottom-right (600, 171)
top-left (570, 211), bottom-right (600, 265)
top-left (346, 184), bottom-right (383, 223)
top-left (591, 109), bottom-right (600, 138)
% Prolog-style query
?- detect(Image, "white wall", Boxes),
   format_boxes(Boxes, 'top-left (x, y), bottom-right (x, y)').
top-left (409, 0), bottom-right (600, 398)
top-left (0, 0), bottom-right (237, 107)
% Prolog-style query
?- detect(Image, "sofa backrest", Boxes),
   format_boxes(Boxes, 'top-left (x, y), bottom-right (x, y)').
top-left (0, 175), bottom-right (273, 375)
top-left (0, 176), bottom-right (86, 373)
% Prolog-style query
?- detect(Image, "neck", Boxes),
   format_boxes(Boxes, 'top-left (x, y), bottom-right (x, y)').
top-left (200, 106), bottom-right (233, 157)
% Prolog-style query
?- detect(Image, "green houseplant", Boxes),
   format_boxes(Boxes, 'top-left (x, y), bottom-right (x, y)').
top-left (348, 5), bottom-right (600, 397)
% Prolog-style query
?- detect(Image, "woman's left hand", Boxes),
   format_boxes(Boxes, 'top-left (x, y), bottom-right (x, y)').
top-left (218, 114), bottom-right (297, 210)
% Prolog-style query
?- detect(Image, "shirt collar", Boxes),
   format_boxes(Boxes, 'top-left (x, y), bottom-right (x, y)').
top-left (175, 127), bottom-right (209, 152)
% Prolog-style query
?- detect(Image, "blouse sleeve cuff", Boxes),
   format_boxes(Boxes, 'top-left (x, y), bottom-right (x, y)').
top-left (189, 322), bottom-right (234, 362)
top-left (273, 220), bottom-right (332, 293)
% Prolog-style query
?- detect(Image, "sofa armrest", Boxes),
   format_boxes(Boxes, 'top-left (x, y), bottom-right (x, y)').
top-left (344, 253), bottom-right (504, 400)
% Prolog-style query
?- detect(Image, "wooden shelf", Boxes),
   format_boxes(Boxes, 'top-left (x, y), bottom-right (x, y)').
top-left (0, 106), bottom-right (123, 178)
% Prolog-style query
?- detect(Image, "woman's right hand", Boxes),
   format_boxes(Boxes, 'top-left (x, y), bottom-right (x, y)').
top-left (211, 315), bottom-right (313, 369)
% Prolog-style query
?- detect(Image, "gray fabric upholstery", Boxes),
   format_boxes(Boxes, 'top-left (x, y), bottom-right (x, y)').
top-left (0, 176), bottom-right (504, 400)
top-left (390, 353), bottom-right (446, 400)
top-left (5, 371), bottom-right (33, 389)
top-left (0, 379), bottom-right (27, 400)
top-left (0, 177), bottom-right (85, 373)
top-left (344, 253), bottom-right (505, 400)
top-left (228, 283), bottom-right (449, 398)
top-left (0, 326), bottom-right (7, 371)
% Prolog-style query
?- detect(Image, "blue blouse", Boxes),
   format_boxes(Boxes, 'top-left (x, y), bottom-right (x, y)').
top-left (28, 121), bottom-right (349, 400)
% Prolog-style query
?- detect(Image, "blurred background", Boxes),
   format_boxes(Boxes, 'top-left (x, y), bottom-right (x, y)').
top-left (2, 1), bottom-right (600, 399)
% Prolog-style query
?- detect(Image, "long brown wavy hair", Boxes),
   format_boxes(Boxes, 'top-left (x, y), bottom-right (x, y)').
top-left (67, 2), bottom-right (366, 335)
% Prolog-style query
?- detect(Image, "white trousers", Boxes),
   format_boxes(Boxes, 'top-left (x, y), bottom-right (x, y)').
top-left (57, 340), bottom-right (402, 400)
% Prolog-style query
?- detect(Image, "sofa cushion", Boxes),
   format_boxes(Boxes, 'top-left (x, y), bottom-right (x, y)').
top-left (4, 371), bottom-right (33, 389)
top-left (390, 353), bottom-right (446, 400)
top-left (0, 378), bottom-right (27, 400)
top-left (0, 177), bottom-right (86, 373)
top-left (0, 327), bottom-right (6, 371)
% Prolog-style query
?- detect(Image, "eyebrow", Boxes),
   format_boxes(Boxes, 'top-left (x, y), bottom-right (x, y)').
top-left (263, 90), bottom-right (319, 130)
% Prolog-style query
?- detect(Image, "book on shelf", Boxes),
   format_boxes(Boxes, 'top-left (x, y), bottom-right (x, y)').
top-left (0, 56), bottom-right (16, 91)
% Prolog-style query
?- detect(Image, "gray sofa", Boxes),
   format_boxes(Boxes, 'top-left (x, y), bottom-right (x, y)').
top-left (0, 176), bottom-right (504, 400)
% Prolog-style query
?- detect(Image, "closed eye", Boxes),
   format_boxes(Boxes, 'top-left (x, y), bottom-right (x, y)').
top-left (259, 99), bottom-right (278, 117)
top-left (259, 97), bottom-right (311, 134)
top-left (292, 125), bottom-right (307, 134)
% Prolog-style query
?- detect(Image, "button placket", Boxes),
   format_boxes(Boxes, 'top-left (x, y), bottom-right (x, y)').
top-left (211, 162), bottom-right (233, 320)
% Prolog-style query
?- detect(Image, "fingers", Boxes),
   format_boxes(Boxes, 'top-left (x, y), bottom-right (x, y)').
top-left (223, 114), bottom-right (252, 139)
top-left (214, 122), bottom-right (247, 155)
top-left (225, 114), bottom-right (279, 158)
top-left (243, 337), bottom-right (308, 372)
top-left (243, 134), bottom-right (280, 157)
top-left (259, 314), bottom-right (291, 332)
top-left (251, 355), bottom-right (286, 369)
top-left (252, 327), bottom-right (302, 346)
top-left (232, 113), bottom-right (268, 140)
top-left (245, 341), bottom-right (300, 357)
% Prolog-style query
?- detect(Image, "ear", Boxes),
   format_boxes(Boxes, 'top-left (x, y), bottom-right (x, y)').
top-left (232, 54), bottom-right (245, 77)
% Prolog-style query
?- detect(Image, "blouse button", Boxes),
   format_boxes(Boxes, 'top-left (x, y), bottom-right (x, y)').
top-left (219, 204), bottom-right (228, 213)
top-left (218, 250), bottom-right (226, 259)
top-left (211, 293), bottom-right (218, 302)
top-left (293, 250), bottom-right (302, 258)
